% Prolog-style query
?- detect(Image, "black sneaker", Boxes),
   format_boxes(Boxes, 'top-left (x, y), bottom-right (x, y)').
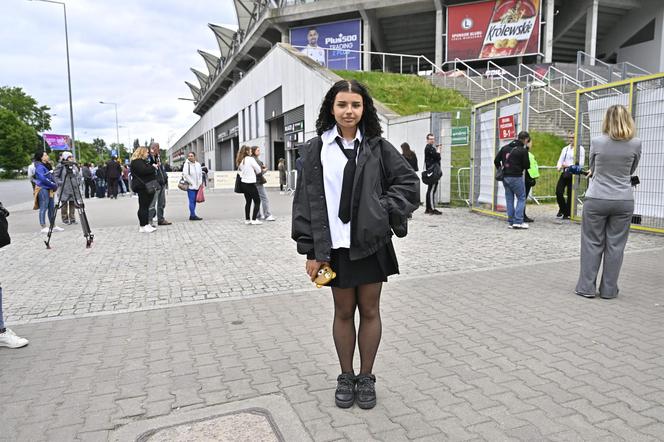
top-left (556, 211), bottom-right (563, 218)
top-left (356, 374), bottom-right (376, 409)
top-left (432, 209), bottom-right (442, 215)
top-left (335, 372), bottom-right (355, 408)
top-left (524, 216), bottom-right (534, 223)
top-left (562, 215), bottom-right (571, 220)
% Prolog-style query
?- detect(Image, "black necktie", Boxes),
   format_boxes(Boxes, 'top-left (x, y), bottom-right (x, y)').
top-left (335, 137), bottom-right (359, 223)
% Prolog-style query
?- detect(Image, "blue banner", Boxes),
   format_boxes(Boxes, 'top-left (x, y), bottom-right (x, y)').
top-left (290, 19), bottom-right (362, 71)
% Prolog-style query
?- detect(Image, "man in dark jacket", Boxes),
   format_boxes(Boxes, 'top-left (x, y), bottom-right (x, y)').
top-left (147, 142), bottom-right (171, 226)
top-left (423, 133), bottom-right (442, 215)
top-left (494, 131), bottom-right (531, 229)
top-left (105, 157), bottom-right (123, 199)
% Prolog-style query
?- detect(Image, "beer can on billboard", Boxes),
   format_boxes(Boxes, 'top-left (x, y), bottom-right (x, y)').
top-left (446, 0), bottom-right (541, 62)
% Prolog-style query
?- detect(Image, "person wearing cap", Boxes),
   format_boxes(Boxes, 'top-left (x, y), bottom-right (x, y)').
top-left (54, 151), bottom-right (82, 225)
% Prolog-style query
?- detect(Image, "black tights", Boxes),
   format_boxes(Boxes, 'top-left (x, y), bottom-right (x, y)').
top-left (332, 283), bottom-right (383, 374)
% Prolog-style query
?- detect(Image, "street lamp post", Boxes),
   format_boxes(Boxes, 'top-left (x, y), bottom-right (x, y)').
top-left (99, 101), bottom-right (120, 157)
top-left (28, 0), bottom-right (77, 160)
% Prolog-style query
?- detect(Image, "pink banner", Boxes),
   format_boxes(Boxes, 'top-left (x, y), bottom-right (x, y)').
top-left (43, 133), bottom-right (71, 151)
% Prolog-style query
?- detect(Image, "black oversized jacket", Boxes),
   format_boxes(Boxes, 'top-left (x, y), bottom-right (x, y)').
top-left (494, 140), bottom-right (530, 177)
top-left (292, 135), bottom-right (419, 262)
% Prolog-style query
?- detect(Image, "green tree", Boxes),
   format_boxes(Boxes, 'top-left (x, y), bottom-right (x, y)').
top-left (0, 86), bottom-right (51, 132)
top-left (0, 108), bottom-right (38, 177)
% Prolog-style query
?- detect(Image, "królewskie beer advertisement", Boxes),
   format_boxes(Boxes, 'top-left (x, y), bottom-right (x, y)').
top-left (446, 0), bottom-right (541, 62)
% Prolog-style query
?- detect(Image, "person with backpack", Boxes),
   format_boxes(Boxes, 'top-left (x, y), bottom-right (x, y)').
top-left (0, 201), bottom-right (30, 348)
top-left (494, 131), bottom-right (531, 229)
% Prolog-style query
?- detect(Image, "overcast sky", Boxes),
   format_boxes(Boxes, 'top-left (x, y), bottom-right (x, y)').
top-left (0, 0), bottom-right (237, 150)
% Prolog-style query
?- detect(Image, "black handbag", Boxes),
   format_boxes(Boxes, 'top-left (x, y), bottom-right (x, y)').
top-left (495, 167), bottom-right (504, 181)
top-left (131, 175), bottom-right (160, 195)
top-left (422, 163), bottom-right (442, 185)
top-left (234, 173), bottom-right (243, 193)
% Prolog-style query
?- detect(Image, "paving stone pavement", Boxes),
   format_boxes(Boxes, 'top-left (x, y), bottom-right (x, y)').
top-left (1, 197), bottom-right (663, 441)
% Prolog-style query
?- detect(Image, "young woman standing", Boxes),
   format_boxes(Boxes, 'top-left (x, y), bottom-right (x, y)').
top-left (236, 146), bottom-right (263, 225)
top-left (182, 152), bottom-right (204, 221)
top-left (292, 80), bottom-right (419, 409)
top-left (130, 147), bottom-right (157, 233)
top-left (575, 105), bottom-right (641, 299)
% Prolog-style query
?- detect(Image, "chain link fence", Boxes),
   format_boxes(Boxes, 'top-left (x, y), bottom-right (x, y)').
top-left (573, 73), bottom-right (664, 234)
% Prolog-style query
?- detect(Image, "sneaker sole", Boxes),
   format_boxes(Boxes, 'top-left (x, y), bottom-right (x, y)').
top-left (335, 397), bottom-right (355, 408)
top-left (575, 291), bottom-right (596, 299)
top-left (356, 398), bottom-right (376, 409)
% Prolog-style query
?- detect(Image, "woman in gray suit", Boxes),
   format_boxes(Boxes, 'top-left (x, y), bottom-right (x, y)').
top-left (575, 105), bottom-right (641, 299)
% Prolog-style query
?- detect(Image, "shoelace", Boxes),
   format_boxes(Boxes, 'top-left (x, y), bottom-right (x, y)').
top-left (356, 376), bottom-right (375, 393)
top-left (337, 375), bottom-right (355, 392)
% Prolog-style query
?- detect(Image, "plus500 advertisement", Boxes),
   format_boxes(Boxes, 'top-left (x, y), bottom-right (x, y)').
top-left (290, 19), bottom-right (362, 70)
top-left (447, 0), bottom-right (541, 62)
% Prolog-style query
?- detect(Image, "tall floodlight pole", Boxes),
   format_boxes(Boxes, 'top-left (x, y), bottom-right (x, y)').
top-left (29, 0), bottom-right (77, 160)
top-left (99, 101), bottom-right (120, 157)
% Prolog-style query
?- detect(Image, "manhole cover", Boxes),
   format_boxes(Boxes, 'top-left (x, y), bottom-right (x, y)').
top-left (144, 412), bottom-right (278, 442)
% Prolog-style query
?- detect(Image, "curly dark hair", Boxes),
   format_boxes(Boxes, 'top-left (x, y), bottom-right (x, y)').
top-left (315, 80), bottom-right (382, 137)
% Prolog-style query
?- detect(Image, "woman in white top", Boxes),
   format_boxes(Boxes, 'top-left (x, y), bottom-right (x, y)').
top-left (236, 146), bottom-right (263, 224)
top-left (182, 152), bottom-right (203, 221)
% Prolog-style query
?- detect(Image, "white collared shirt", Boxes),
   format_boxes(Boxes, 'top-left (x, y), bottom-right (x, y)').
top-left (320, 126), bottom-right (363, 249)
top-left (557, 144), bottom-right (585, 169)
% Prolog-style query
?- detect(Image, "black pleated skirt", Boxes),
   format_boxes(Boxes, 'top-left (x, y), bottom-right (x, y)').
top-left (328, 241), bottom-right (399, 289)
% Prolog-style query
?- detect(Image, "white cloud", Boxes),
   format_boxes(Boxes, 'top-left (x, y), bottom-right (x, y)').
top-left (0, 0), bottom-right (237, 153)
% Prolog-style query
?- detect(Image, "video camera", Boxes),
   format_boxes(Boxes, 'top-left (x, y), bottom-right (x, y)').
top-left (567, 165), bottom-right (589, 176)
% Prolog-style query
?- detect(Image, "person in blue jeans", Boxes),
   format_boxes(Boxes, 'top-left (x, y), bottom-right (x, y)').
top-left (32, 151), bottom-right (64, 233)
top-left (0, 202), bottom-right (29, 348)
top-left (494, 131), bottom-right (531, 229)
top-left (181, 152), bottom-right (203, 221)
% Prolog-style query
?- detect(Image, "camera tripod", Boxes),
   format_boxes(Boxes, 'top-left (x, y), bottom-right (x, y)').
top-left (44, 162), bottom-right (94, 249)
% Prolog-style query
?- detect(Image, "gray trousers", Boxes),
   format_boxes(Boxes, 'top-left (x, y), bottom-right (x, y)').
top-left (257, 184), bottom-right (272, 218)
top-left (149, 186), bottom-right (166, 222)
top-left (576, 198), bottom-right (634, 298)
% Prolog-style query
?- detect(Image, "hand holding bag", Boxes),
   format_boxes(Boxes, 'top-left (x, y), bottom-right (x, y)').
top-left (196, 185), bottom-right (205, 203)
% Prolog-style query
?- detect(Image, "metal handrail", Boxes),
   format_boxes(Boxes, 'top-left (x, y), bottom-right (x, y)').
top-left (486, 61), bottom-right (519, 93)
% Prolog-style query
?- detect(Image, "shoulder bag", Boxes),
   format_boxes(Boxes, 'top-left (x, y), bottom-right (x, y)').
top-left (178, 163), bottom-right (190, 191)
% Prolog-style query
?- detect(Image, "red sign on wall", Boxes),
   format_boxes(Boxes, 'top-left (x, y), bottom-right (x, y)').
top-left (446, 0), bottom-right (541, 62)
top-left (498, 115), bottom-right (516, 139)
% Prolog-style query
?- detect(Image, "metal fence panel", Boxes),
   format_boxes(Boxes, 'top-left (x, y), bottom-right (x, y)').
top-left (470, 91), bottom-right (525, 216)
top-left (573, 73), bottom-right (664, 234)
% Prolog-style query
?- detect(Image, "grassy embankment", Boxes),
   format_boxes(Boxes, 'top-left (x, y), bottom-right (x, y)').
top-left (335, 70), bottom-right (568, 201)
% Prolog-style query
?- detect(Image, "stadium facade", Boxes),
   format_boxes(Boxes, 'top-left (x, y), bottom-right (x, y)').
top-left (168, 0), bottom-right (664, 173)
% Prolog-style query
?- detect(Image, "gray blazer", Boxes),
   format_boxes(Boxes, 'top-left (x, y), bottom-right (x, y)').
top-left (585, 134), bottom-right (641, 200)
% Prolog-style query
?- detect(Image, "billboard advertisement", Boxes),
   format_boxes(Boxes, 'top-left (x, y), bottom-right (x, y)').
top-left (290, 19), bottom-right (362, 70)
top-left (43, 133), bottom-right (71, 151)
top-left (446, 0), bottom-right (541, 62)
